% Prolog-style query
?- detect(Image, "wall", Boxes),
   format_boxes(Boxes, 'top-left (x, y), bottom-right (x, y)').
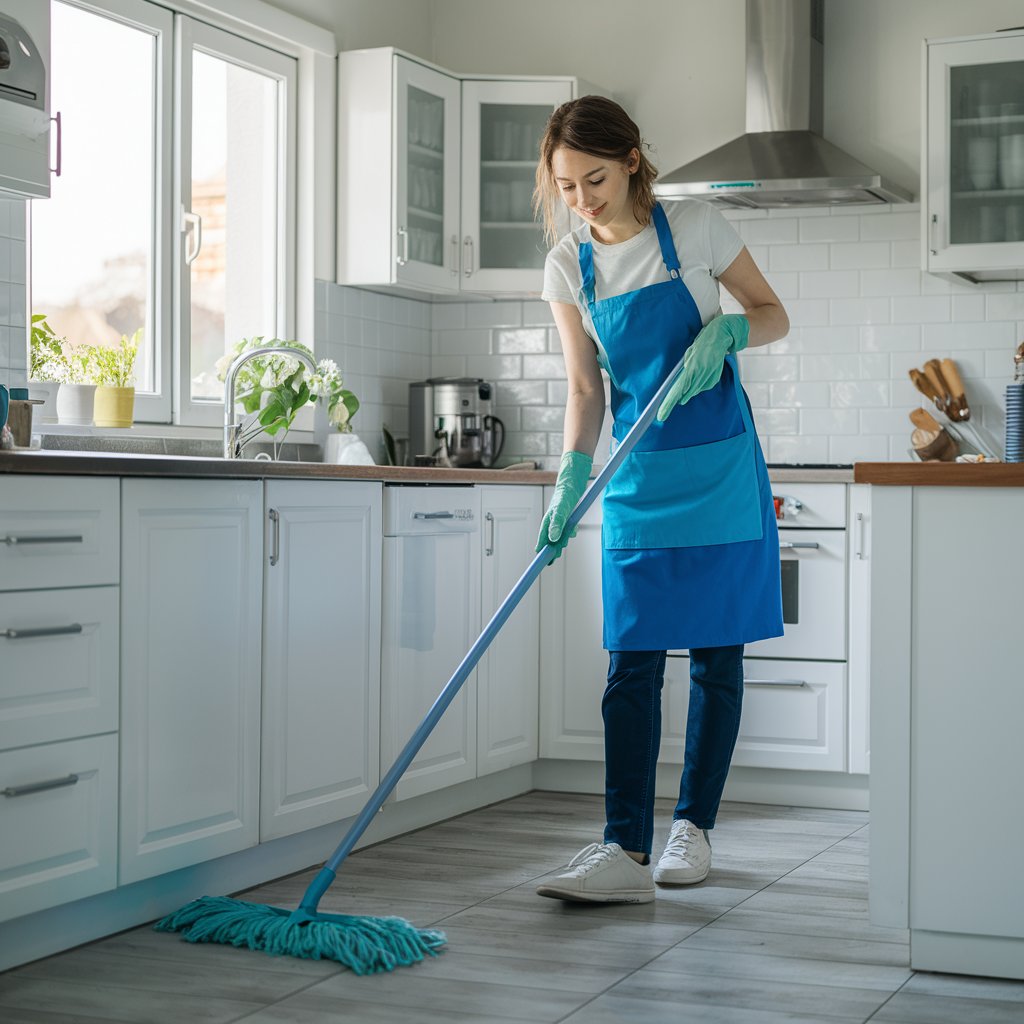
top-left (344, 202), bottom-right (1021, 470)
top-left (0, 198), bottom-right (27, 389)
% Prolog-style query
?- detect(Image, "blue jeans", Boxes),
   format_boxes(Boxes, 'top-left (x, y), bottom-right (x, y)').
top-left (602, 645), bottom-right (745, 855)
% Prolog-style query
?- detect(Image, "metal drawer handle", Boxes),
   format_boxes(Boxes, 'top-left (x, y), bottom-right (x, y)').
top-left (2, 534), bottom-right (84, 546)
top-left (3, 774), bottom-right (80, 798)
top-left (2, 623), bottom-right (83, 640)
top-left (744, 678), bottom-right (807, 688)
top-left (413, 511), bottom-right (455, 520)
top-left (485, 512), bottom-right (495, 556)
top-left (779, 541), bottom-right (820, 550)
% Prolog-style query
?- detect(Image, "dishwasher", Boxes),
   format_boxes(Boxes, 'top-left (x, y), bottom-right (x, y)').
top-left (380, 485), bottom-right (481, 801)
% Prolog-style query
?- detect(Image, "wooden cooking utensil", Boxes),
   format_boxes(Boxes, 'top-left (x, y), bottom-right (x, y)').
top-left (909, 368), bottom-right (940, 403)
top-left (922, 359), bottom-right (951, 412)
top-left (909, 407), bottom-right (942, 432)
top-left (911, 426), bottom-right (956, 461)
top-left (940, 358), bottom-right (969, 420)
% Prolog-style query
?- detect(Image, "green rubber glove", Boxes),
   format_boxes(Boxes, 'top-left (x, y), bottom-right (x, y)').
top-left (536, 450), bottom-right (593, 563)
top-left (656, 314), bottom-right (750, 422)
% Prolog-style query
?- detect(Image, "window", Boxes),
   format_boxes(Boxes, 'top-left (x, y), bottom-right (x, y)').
top-left (30, 0), bottom-right (296, 425)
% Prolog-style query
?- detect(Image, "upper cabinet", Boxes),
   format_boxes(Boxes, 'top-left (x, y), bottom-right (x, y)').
top-left (923, 28), bottom-right (1024, 282)
top-left (337, 48), bottom-right (581, 295)
top-left (0, 0), bottom-right (51, 198)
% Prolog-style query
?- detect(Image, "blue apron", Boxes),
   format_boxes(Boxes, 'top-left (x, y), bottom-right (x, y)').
top-left (579, 202), bottom-right (783, 651)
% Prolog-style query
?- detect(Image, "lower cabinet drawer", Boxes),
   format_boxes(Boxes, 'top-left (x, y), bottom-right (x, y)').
top-left (0, 733), bottom-right (118, 923)
top-left (0, 587), bottom-right (119, 751)
top-left (733, 659), bottom-right (846, 772)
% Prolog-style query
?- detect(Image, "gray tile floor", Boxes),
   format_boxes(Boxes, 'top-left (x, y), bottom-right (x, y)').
top-left (2, 792), bottom-right (1024, 1023)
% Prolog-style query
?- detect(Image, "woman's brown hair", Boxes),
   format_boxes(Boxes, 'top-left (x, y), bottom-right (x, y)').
top-left (534, 95), bottom-right (658, 248)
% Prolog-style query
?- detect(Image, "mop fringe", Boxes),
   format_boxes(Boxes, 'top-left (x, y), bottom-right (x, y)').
top-left (154, 896), bottom-right (446, 975)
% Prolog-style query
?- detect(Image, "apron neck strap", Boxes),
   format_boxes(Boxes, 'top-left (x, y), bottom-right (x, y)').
top-left (577, 201), bottom-right (682, 305)
top-left (651, 202), bottom-right (681, 277)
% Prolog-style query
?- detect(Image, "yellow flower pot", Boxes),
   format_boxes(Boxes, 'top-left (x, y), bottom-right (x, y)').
top-left (93, 386), bottom-right (135, 428)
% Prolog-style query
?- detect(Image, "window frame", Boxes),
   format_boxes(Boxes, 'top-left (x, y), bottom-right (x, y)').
top-left (173, 13), bottom-right (298, 428)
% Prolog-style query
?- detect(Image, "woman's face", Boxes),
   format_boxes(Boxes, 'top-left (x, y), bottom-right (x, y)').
top-left (550, 146), bottom-right (639, 241)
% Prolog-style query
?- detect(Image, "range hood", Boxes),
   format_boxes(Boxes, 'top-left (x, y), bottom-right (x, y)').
top-left (654, 0), bottom-right (912, 209)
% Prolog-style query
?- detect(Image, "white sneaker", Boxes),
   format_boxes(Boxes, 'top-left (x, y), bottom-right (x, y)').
top-left (536, 842), bottom-right (655, 904)
top-left (653, 819), bottom-right (712, 885)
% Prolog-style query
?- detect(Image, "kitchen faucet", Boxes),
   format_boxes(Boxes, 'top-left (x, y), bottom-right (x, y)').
top-left (223, 345), bottom-right (318, 459)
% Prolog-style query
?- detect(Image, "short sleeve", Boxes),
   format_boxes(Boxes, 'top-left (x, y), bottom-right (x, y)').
top-left (704, 203), bottom-right (745, 277)
top-left (541, 242), bottom-right (580, 306)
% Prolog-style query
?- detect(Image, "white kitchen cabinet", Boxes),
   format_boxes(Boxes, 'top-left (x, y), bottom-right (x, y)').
top-left (119, 479), bottom-right (262, 884)
top-left (460, 78), bottom-right (572, 292)
top-left (380, 486), bottom-right (480, 800)
top-left (260, 480), bottom-right (382, 841)
top-left (538, 492), bottom-right (606, 761)
top-left (0, 734), bottom-right (117, 922)
top-left (338, 47), bottom-right (580, 295)
top-left (0, 0), bottom-right (51, 199)
top-left (477, 485), bottom-right (542, 775)
top-left (923, 28), bottom-right (1024, 282)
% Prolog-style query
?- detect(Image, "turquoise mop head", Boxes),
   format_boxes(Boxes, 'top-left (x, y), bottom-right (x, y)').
top-left (155, 894), bottom-right (446, 975)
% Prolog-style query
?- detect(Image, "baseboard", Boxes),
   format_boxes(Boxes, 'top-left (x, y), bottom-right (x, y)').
top-left (912, 929), bottom-right (1024, 981)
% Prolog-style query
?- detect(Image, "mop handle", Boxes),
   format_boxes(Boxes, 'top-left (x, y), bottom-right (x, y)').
top-left (299, 352), bottom-right (694, 912)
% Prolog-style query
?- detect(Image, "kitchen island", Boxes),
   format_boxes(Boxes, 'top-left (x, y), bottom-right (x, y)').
top-left (853, 462), bottom-right (1024, 980)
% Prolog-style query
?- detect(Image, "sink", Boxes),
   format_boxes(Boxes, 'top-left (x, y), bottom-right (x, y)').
top-left (38, 433), bottom-right (323, 463)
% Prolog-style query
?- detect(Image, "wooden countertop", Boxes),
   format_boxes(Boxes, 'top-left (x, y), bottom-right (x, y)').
top-left (854, 462), bottom-right (1024, 486)
top-left (0, 449), bottom-right (557, 485)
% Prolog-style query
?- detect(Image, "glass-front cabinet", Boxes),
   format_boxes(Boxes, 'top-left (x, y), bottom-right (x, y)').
top-left (924, 29), bottom-right (1024, 282)
top-left (337, 48), bottom-right (584, 294)
top-left (460, 79), bottom-right (573, 293)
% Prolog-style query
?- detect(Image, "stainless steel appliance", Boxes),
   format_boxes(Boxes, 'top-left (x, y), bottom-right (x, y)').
top-left (408, 378), bottom-right (505, 468)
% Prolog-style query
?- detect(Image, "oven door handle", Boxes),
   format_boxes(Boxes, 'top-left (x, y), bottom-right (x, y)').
top-left (779, 541), bottom-right (819, 549)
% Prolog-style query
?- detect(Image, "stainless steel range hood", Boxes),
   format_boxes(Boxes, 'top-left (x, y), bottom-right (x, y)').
top-left (654, 0), bottom-right (913, 209)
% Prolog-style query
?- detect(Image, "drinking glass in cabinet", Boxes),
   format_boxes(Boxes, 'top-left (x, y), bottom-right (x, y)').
top-left (408, 86), bottom-right (444, 152)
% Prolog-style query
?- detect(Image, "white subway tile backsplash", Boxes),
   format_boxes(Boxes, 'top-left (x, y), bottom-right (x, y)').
top-left (755, 408), bottom-right (799, 434)
top-left (798, 215), bottom-right (860, 243)
top-left (859, 211), bottom-right (920, 241)
top-left (830, 297), bottom-right (891, 325)
top-left (430, 302), bottom-right (466, 331)
top-left (986, 292), bottom-right (1024, 321)
top-left (800, 408), bottom-right (860, 435)
top-left (739, 355), bottom-right (799, 381)
top-left (860, 269), bottom-right (921, 296)
top-left (952, 294), bottom-right (986, 321)
top-left (0, 238), bottom-right (10, 282)
top-left (769, 381), bottom-right (831, 408)
top-left (767, 434), bottom-right (829, 464)
top-left (436, 328), bottom-right (490, 356)
top-left (8, 239), bottom-right (24, 285)
top-left (465, 354), bottom-right (523, 380)
top-left (547, 380), bottom-right (569, 405)
top-left (890, 239), bottom-right (919, 268)
top-left (0, 282), bottom-right (10, 324)
top-left (498, 380), bottom-right (548, 405)
top-left (0, 199), bottom-right (11, 237)
top-left (522, 406), bottom-right (565, 431)
top-left (494, 328), bottom-right (547, 354)
top-left (784, 298), bottom-right (831, 327)
top-left (739, 218), bottom-right (799, 245)
top-left (830, 434), bottom-right (890, 463)
top-left (522, 353), bottom-right (566, 379)
top-left (769, 243), bottom-right (829, 271)
top-left (831, 380), bottom-right (891, 407)
top-left (521, 301), bottom-right (555, 326)
top-left (860, 324), bottom-right (922, 352)
top-left (830, 241), bottom-right (890, 270)
top-left (859, 408), bottom-right (919, 435)
top-left (763, 271), bottom-right (799, 299)
top-left (465, 301), bottom-right (521, 328)
top-left (799, 270), bottom-right (859, 298)
top-left (921, 321), bottom-right (1015, 350)
top-left (892, 295), bottom-right (951, 323)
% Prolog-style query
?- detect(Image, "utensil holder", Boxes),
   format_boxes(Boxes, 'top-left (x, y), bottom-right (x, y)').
top-left (1006, 382), bottom-right (1024, 463)
top-left (7, 399), bottom-right (33, 447)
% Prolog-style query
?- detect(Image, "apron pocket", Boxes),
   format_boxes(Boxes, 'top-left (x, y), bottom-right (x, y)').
top-left (603, 431), bottom-right (764, 549)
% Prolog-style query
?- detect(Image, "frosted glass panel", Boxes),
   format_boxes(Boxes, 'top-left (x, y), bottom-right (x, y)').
top-left (949, 61), bottom-right (1024, 245)
top-left (478, 103), bottom-right (549, 270)
top-left (406, 85), bottom-right (444, 266)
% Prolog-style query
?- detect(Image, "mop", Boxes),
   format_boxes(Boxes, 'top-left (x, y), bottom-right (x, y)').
top-left (155, 350), bottom-right (692, 974)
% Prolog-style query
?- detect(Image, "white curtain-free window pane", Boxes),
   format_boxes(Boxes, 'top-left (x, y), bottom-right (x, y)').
top-left (31, 2), bottom-right (155, 389)
top-left (189, 51), bottom-right (280, 401)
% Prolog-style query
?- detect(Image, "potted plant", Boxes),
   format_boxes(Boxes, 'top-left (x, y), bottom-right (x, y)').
top-left (29, 314), bottom-right (66, 424)
top-left (216, 337), bottom-right (362, 460)
top-left (319, 361), bottom-right (372, 464)
top-left (92, 329), bottom-right (141, 428)
top-left (54, 342), bottom-right (99, 426)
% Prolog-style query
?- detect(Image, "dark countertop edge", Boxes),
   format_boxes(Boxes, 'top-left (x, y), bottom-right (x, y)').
top-left (854, 462), bottom-right (1024, 486)
top-left (0, 450), bottom-right (557, 485)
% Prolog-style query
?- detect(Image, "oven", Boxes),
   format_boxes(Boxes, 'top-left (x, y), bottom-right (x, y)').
top-left (745, 483), bottom-right (847, 661)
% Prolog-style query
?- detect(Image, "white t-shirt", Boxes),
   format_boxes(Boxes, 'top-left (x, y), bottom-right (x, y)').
top-left (541, 199), bottom-right (745, 342)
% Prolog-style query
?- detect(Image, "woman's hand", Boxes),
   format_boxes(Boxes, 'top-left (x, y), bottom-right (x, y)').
top-left (536, 450), bottom-right (593, 563)
top-left (656, 314), bottom-right (749, 421)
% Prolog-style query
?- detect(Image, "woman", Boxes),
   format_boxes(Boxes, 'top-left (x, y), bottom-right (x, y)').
top-left (533, 96), bottom-right (788, 904)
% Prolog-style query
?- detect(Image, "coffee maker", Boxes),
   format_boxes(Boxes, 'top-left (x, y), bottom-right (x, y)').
top-left (408, 378), bottom-right (505, 467)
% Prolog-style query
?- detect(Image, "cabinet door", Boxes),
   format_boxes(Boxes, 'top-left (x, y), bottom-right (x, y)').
top-left (538, 493), bottom-right (606, 760)
top-left (460, 79), bottom-right (572, 293)
top-left (924, 32), bottom-right (1024, 279)
top-left (0, 0), bottom-right (50, 198)
top-left (395, 55), bottom-right (461, 291)
top-left (380, 492), bottom-right (481, 800)
top-left (847, 485), bottom-right (871, 774)
top-left (119, 479), bottom-right (262, 884)
top-left (477, 486), bottom-right (542, 775)
top-left (261, 480), bottom-right (382, 840)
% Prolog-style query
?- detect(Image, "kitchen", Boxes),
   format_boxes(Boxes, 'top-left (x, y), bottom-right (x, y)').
top-left (2, 0), bottom-right (1024, 1020)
